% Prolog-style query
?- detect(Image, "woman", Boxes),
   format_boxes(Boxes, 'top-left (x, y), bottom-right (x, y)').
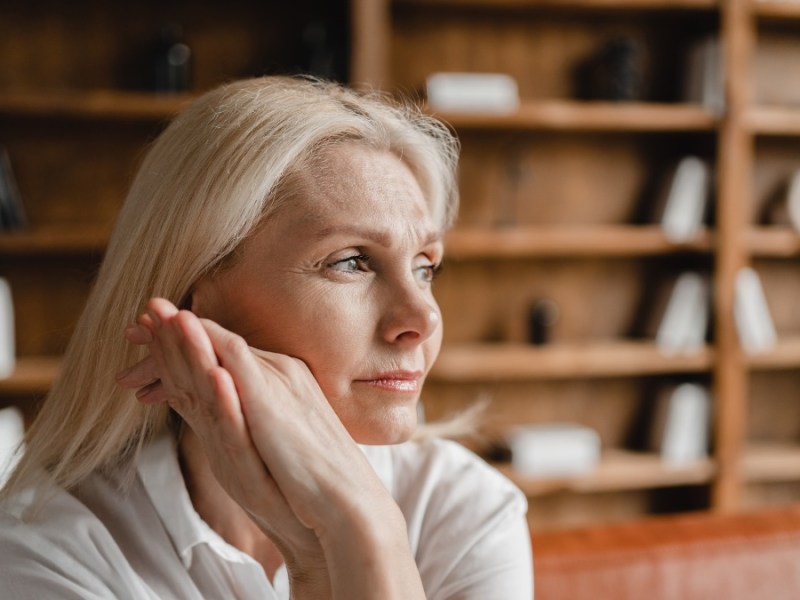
top-left (0, 77), bottom-right (532, 599)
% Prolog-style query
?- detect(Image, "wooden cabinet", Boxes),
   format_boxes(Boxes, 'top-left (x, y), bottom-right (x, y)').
top-left (351, 0), bottom-right (800, 530)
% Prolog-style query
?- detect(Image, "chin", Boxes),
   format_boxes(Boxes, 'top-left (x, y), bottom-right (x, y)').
top-left (349, 407), bottom-right (418, 446)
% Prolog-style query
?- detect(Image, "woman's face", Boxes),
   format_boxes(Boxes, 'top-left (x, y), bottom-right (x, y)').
top-left (192, 143), bottom-right (444, 445)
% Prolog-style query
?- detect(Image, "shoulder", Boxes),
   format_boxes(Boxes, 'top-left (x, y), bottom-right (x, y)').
top-left (370, 439), bottom-right (533, 599)
top-left (0, 480), bottom-right (149, 599)
top-left (385, 437), bottom-right (527, 516)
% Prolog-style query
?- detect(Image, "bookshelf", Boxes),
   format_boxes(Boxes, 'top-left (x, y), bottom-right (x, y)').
top-left (5, 0), bottom-right (800, 530)
top-left (0, 0), bottom-right (349, 403)
top-left (350, 0), bottom-right (800, 528)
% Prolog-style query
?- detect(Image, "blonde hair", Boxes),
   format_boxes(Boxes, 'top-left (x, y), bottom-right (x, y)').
top-left (4, 76), bottom-right (459, 495)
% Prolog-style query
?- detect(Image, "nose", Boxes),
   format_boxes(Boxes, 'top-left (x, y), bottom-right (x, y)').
top-left (380, 281), bottom-right (441, 345)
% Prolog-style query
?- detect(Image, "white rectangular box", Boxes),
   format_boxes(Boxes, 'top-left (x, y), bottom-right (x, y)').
top-left (507, 423), bottom-right (600, 477)
top-left (426, 72), bottom-right (520, 114)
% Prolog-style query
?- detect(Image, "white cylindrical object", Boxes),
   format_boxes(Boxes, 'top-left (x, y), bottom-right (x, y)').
top-left (0, 406), bottom-right (24, 486)
top-left (0, 277), bottom-right (14, 379)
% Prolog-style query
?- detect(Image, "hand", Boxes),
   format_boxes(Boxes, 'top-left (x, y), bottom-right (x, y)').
top-left (116, 299), bottom-right (330, 595)
top-left (117, 298), bottom-right (426, 599)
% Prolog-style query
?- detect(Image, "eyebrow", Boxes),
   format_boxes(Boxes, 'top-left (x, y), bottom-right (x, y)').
top-left (312, 224), bottom-right (443, 247)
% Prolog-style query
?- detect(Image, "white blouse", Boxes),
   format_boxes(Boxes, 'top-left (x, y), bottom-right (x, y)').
top-left (0, 434), bottom-right (533, 599)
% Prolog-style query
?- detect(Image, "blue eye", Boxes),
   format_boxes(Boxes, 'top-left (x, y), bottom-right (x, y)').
top-left (330, 254), bottom-right (369, 273)
top-left (416, 262), bottom-right (443, 283)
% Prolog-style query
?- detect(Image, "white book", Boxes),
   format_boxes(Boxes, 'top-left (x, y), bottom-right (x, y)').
top-left (656, 271), bottom-right (709, 355)
top-left (734, 267), bottom-right (777, 354)
top-left (507, 423), bottom-right (600, 477)
top-left (786, 169), bottom-right (800, 233)
top-left (660, 156), bottom-right (710, 243)
top-left (426, 72), bottom-right (520, 114)
top-left (684, 36), bottom-right (724, 113)
top-left (655, 383), bottom-right (711, 467)
top-left (0, 278), bottom-right (14, 379)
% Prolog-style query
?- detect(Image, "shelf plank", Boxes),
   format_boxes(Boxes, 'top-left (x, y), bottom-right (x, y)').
top-left (0, 90), bottom-right (193, 120)
top-left (752, 0), bottom-right (800, 19)
top-left (0, 356), bottom-right (60, 396)
top-left (445, 225), bottom-right (714, 258)
top-left (0, 227), bottom-right (109, 254)
top-left (746, 337), bottom-right (800, 370)
top-left (746, 106), bottom-right (800, 136)
top-left (431, 101), bottom-right (719, 132)
top-left (748, 226), bottom-right (800, 256)
top-left (743, 443), bottom-right (800, 482)
top-left (497, 449), bottom-right (716, 496)
top-left (396, 0), bottom-right (717, 10)
top-left (430, 341), bottom-right (713, 381)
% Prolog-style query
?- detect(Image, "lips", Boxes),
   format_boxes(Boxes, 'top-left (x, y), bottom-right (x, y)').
top-left (356, 370), bottom-right (423, 392)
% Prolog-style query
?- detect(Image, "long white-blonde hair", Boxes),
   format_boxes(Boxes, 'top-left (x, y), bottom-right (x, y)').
top-left (4, 76), bottom-right (459, 495)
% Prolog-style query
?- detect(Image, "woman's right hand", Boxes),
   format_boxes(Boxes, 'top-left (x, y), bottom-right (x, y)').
top-left (117, 299), bottom-right (333, 597)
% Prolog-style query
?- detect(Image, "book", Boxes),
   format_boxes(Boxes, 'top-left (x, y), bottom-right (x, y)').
top-left (650, 382), bottom-right (711, 466)
top-left (655, 271), bottom-right (710, 355)
top-left (787, 169), bottom-right (800, 233)
top-left (683, 35), bottom-right (724, 113)
top-left (0, 146), bottom-right (27, 231)
top-left (734, 267), bottom-right (777, 354)
top-left (426, 72), bottom-right (520, 114)
top-left (0, 278), bottom-right (13, 380)
top-left (658, 156), bottom-right (710, 243)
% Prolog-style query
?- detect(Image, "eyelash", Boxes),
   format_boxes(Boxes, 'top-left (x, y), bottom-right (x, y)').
top-left (328, 255), bottom-right (443, 282)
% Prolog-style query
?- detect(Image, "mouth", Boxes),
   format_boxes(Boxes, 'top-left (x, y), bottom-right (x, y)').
top-left (355, 370), bottom-right (424, 393)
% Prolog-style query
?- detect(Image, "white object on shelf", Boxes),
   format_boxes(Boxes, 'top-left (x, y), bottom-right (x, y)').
top-left (426, 72), bottom-right (520, 114)
top-left (655, 383), bottom-right (711, 467)
top-left (786, 169), bottom-right (800, 233)
top-left (0, 277), bottom-right (14, 379)
top-left (0, 406), bottom-right (24, 487)
top-left (684, 35), bottom-right (724, 113)
top-left (660, 156), bottom-right (710, 243)
top-left (734, 267), bottom-right (777, 354)
top-left (656, 271), bottom-right (709, 355)
top-left (507, 423), bottom-right (600, 477)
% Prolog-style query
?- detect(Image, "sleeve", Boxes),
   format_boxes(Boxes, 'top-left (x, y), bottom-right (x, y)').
top-left (393, 439), bottom-right (534, 600)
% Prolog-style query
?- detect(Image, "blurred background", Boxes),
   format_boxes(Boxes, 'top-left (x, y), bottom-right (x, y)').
top-left (2, 0), bottom-right (800, 534)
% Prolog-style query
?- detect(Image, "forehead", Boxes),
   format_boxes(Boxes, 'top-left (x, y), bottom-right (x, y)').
top-left (282, 143), bottom-right (434, 232)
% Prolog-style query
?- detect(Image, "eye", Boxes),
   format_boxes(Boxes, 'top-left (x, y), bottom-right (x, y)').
top-left (415, 262), bottom-right (443, 284)
top-left (329, 254), bottom-right (370, 274)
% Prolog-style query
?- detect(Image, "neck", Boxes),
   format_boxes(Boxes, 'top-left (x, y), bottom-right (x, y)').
top-left (178, 427), bottom-right (284, 580)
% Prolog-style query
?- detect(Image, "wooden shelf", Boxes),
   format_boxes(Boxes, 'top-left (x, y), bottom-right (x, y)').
top-left (0, 356), bottom-right (60, 397)
top-left (752, 0), bottom-right (800, 19)
top-left (396, 0), bottom-right (717, 11)
top-left (430, 101), bottom-right (719, 132)
top-left (0, 90), bottom-right (193, 120)
top-left (746, 337), bottom-right (800, 370)
top-left (746, 106), bottom-right (800, 136)
top-left (0, 227), bottom-right (109, 255)
top-left (743, 443), bottom-right (800, 483)
top-left (430, 341), bottom-right (713, 381)
top-left (748, 227), bottom-right (800, 256)
top-left (497, 449), bottom-right (716, 496)
top-left (446, 225), bottom-right (713, 259)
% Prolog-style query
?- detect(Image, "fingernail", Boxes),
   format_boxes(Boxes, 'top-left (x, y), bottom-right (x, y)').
top-left (146, 309), bottom-right (161, 327)
top-left (125, 324), bottom-right (153, 343)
